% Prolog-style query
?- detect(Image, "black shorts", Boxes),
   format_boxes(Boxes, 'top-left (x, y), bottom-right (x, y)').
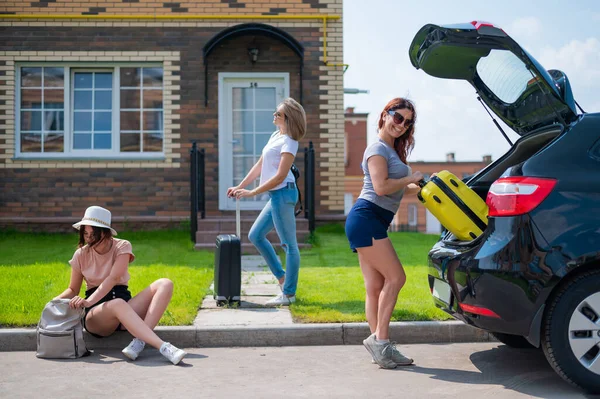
top-left (83, 285), bottom-right (132, 339)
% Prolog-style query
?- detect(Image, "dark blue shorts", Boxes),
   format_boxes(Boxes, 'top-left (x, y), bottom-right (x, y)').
top-left (345, 198), bottom-right (395, 252)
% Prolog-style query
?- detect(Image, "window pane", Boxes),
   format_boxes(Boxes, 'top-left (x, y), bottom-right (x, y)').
top-left (120, 133), bottom-right (140, 152)
top-left (44, 110), bottom-right (64, 131)
top-left (21, 67), bottom-right (42, 87)
top-left (95, 91), bottom-right (112, 110)
top-left (43, 133), bottom-right (64, 152)
top-left (232, 110), bottom-right (253, 132)
top-left (73, 133), bottom-right (92, 149)
top-left (44, 68), bottom-right (64, 88)
top-left (233, 156), bottom-right (255, 178)
top-left (255, 88), bottom-right (276, 109)
top-left (74, 91), bottom-right (92, 109)
top-left (21, 89), bottom-right (42, 109)
top-left (255, 133), bottom-right (271, 154)
top-left (143, 133), bottom-right (162, 152)
top-left (232, 88), bottom-right (253, 109)
top-left (94, 133), bottom-right (111, 149)
top-left (142, 90), bottom-right (162, 109)
top-left (120, 68), bottom-right (141, 88)
top-left (256, 111), bottom-right (275, 133)
top-left (21, 133), bottom-right (42, 152)
top-left (43, 89), bottom-right (64, 109)
top-left (21, 111), bottom-right (42, 131)
top-left (143, 68), bottom-right (163, 87)
top-left (120, 89), bottom-right (140, 109)
top-left (120, 111), bottom-right (140, 131)
top-left (74, 73), bottom-right (93, 89)
top-left (94, 112), bottom-right (112, 131)
top-left (143, 111), bottom-right (162, 131)
top-left (95, 73), bottom-right (112, 89)
top-left (232, 133), bottom-right (253, 155)
top-left (74, 112), bottom-right (92, 131)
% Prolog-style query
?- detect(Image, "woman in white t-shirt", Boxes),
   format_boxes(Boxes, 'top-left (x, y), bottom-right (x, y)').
top-left (228, 97), bottom-right (306, 306)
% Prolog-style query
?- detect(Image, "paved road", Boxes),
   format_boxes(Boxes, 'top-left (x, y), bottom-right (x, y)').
top-left (0, 343), bottom-right (594, 398)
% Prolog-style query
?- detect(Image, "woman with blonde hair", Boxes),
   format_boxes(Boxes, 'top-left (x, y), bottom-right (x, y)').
top-left (227, 97), bottom-right (306, 306)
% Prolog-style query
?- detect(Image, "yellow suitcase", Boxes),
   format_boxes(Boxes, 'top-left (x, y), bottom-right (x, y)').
top-left (417, 170), bottom-right (489, 240)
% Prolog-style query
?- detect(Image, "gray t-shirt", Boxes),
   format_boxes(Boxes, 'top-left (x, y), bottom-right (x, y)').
top-left (358, 139), bottom-right (411, 214)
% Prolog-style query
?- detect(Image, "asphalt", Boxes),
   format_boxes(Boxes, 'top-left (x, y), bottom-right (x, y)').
top-left (0, 255), bottom-right (494, 352)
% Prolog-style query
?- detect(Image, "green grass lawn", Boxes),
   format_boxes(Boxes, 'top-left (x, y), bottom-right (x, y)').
top-left (0, 229), bottom-right (214, 327)
top-left (294, 224), bottom-right (451, 322)
top-left (0, 224), bottom-right (450, 327)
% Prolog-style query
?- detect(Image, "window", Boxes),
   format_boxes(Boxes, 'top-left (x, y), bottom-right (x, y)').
top-left (17, 65), bottom-right (164, 158)
top-left (408, 204), bottom-right (418, 227)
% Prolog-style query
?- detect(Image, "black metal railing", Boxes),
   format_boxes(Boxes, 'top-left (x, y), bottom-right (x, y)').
top-left (304, 141), bottom-right (316, 233)
top-left (190, 142), bottom-right (206, 241)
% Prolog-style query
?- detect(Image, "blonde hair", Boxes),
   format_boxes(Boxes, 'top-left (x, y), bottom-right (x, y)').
top-left (279, 97), bottom-right (306, 141)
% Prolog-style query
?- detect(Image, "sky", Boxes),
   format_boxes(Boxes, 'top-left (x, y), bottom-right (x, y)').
top-left (343, 0), bottom-right (600, 162)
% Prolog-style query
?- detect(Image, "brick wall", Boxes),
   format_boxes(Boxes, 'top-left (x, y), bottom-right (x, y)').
top-left (0, 0), bottom-right (346, 229)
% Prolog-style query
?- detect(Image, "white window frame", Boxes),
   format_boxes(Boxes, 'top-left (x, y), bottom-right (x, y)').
top-left (408, 204), bottom-right (418, 227)
top-left (15, 63), bottom-right (165, 160)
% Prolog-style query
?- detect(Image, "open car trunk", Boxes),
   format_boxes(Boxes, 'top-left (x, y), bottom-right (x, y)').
top-left (441, 126), bottom-right (563, 244)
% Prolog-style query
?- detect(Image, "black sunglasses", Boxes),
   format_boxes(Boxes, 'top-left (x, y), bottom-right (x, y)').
top-left (387, 110), bottom-right (413, 127)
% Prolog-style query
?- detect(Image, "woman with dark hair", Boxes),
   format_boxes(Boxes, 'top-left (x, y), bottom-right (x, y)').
top-left (345, 98), bottom-right (423, 369)
top-left (54, 205), bottom-right (187, 365)
top-left (227, 97), bottom-right (306, 306)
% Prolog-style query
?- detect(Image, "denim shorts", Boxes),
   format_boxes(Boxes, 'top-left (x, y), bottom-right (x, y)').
top-left (83, 285), bottom-right (132, 338)
top-left (345, 198), bottom-right (395, 252)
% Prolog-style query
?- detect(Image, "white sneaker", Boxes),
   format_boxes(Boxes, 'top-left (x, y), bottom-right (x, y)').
top-left (159, 342), bottom-right (187, 365)
top-left (265, 293), bottom-right (296, 306)
top-left (122, 338), bottom-right (145, 361)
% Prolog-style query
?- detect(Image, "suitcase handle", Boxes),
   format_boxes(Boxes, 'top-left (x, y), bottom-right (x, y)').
top-left (417, 179), bottom-right (427, 188)
top-left (236, 198), bottom-right (240, 240)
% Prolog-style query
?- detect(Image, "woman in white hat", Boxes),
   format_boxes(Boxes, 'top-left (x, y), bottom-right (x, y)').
top-left (54, 205), bottom-right (187, 365)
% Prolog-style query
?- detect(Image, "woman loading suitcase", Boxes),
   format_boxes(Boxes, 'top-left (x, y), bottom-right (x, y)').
top-left (345, 97), bottom-right (424, 369)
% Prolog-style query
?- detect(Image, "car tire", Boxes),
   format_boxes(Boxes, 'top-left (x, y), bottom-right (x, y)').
top-left (491, 332), bottom-right (535, 348)
top-left (541, 268), bottom-right (600, 394)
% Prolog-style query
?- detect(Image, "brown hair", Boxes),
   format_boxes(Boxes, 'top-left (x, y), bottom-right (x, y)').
top-left (78, 225), bottom-right (112, 249)
top-left (279, 97), bottom-right (306, 141)
top-left (377, 97), bottom-right (416, 164)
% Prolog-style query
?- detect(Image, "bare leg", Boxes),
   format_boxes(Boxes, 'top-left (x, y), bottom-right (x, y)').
top-left (84, 299), bottom-right (164, 349)
top-left (358, 252), bottom-right (384, 334)
top-left (356, 238), bottom-right (406, 340)
top-left (127, 278), bottom-right (174, 329)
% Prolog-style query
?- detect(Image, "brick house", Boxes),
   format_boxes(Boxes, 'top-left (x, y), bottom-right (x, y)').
top-left (344, 107), bottom-right (492, 234)
top-left (0, 0), bottom-right (345, 250)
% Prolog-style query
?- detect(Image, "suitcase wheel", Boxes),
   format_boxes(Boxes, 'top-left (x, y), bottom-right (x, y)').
top-left (433, 195), bottom-right (442, 204)
top-left (216, 299), bottom-right (228, 307)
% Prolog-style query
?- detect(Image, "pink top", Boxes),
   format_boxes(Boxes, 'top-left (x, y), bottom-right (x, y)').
top-left (69, 238), bottom-right (135, 290)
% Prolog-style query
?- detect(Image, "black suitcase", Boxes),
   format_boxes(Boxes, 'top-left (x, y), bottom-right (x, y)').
top-left (214, 199), bottom-right (241, 307)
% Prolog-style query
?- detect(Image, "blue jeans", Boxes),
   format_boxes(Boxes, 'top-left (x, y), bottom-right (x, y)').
top-left (248, 183), bottom-right (300, 296)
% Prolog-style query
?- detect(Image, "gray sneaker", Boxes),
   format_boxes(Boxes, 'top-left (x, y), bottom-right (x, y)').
top-left (363, 333), bottom-right (396, 369)
top-left (385, 342), bottom-right (414, 366)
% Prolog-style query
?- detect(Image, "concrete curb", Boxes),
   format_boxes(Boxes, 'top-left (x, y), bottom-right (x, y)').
top-left (0, 321), bottom-right (493, 351)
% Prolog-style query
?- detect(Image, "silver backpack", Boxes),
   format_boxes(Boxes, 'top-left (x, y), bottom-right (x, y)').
top-left (36, 299), bottom-right (90, 359)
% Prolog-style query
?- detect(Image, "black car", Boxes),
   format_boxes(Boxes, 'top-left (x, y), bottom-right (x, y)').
top-left (409, 21), bottom-right (600, 393)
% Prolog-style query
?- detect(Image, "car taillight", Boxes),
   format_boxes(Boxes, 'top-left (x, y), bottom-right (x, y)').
top-left (486, 177), bottom-right (557, 217)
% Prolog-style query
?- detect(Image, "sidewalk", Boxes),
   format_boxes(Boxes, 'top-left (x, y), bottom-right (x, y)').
top-left (0, 256), bottom-right (493, 351)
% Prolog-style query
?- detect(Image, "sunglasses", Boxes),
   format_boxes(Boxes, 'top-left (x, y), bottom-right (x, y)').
top-left (387, 110), bottom-right (413, 127)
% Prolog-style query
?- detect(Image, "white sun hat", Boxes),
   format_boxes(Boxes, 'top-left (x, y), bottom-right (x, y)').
top-left (72, 206), bottom-right (118, 236)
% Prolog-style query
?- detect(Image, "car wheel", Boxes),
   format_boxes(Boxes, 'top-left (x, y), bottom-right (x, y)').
top-left (541, 269), bottom-right (600, 393)
top-left (491, 332), bottom-right (535, 348)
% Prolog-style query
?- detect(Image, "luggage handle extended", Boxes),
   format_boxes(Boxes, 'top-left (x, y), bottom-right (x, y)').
top-left (236, 198), bottom-right (241, 240)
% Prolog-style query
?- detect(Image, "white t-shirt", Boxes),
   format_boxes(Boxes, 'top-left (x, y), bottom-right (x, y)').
top-left (260, 131), bottom-right (299, 190)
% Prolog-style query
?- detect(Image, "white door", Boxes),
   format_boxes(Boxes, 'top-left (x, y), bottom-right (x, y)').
top-left (218, 73), bottom-right (289, 210)
top-left (426, 209), bottom-right (442, 234)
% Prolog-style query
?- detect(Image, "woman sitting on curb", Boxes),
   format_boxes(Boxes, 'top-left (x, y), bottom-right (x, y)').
top-left (54, 205), bottom-right (187, 365)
